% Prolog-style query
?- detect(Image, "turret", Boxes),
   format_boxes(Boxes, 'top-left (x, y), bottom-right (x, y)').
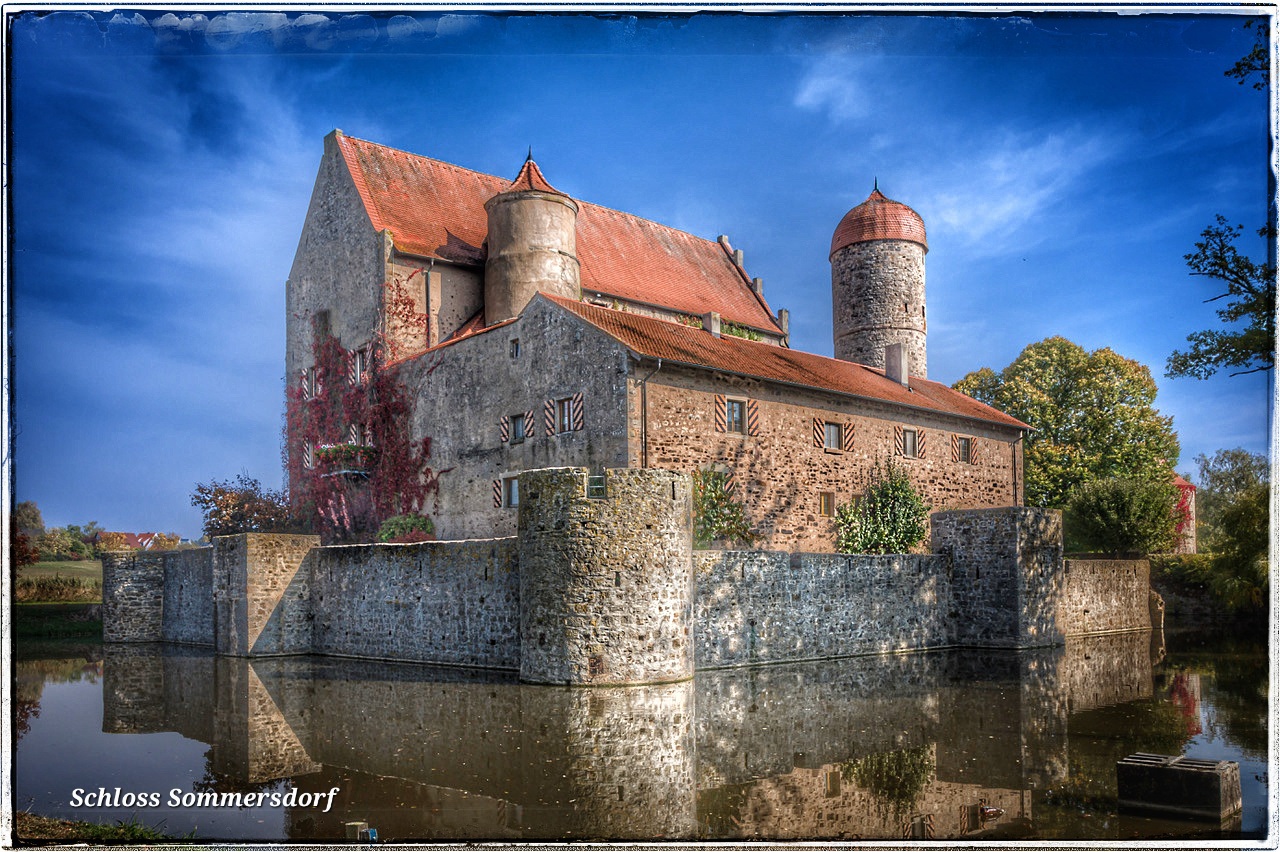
top-left (830, 185), bottom-right (928, 378)
top-left (483, 155), bottom-right (580, 325)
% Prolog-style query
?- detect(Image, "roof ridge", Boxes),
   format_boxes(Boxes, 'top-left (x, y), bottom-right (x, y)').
top-left (544, 292), bottom-right (781, 344)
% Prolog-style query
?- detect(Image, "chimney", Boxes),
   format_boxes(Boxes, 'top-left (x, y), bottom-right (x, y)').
top-left (777, 308), bottom-right (790, 338)
top-left (702, 311), bottom-right (722, 338)
top-left (733, 248), bottom-right (744, 267)
top-left (885, 343), bottom-right (909, 386)
top-left (751, 276), bottom-right (764, 296)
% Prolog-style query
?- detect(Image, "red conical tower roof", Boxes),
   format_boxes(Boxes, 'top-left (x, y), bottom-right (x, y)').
top-left (503, 154), bottom-right (566, 196)
top-left (830, 186), bottom-right (927, 258)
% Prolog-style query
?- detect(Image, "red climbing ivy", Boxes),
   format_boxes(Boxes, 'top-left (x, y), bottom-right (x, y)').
top-left (285, 309), bottom-right (439, 544)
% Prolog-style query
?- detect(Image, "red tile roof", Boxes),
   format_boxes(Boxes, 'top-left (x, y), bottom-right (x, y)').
top-left (336, 133), bottom-right (783, 335)
top-left (544, 294), bottom-right (1028, 430)
top-left (503, 157), bottom-right (564, 195)
top-left (831, 188), bottom-right (928, 257)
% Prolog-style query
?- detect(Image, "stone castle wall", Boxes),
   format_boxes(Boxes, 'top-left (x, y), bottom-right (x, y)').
top-left (310, 538), bottom-right (519, 668)
top-left (103, 471), bottom-right (1150, 684)
top-left (694, 552), bottom-right (950, 668)
top-left (831, 240), bottom-right (927, 377)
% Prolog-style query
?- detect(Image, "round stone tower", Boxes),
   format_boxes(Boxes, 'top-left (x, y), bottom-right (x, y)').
top-left (517, 467), bottom-right (694, 686)
top-left (830, 185), bottom-right (929, 378)
top-left (483, 156), bottom-right (580, 325)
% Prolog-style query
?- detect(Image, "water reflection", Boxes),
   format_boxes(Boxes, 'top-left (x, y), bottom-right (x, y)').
top-left (15, 630), bottom-right (1268, 841)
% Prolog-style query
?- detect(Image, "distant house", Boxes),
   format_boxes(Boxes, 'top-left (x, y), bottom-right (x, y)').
top-left (285, 130), bottom-right (1030, 549)
top-left (91, 532), bottom-right (162, 550)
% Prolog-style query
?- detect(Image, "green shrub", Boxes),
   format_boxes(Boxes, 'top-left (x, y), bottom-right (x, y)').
top-left (1064, 477), bottom-right (1178, 556)
top-left (835, 461), bottom-right (930, 554)
top-left (377, 513), bottom-right (435, 543)
top-left (693, 469), bottom-right (756, 549)
top-left (1148, 553), bottom-right (1215, 591)
top-left (15, 575), bottom-right (101, 603)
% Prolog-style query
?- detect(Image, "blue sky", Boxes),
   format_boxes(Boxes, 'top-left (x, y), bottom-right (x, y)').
top-left (9, 10), bottom-right (1272, 537)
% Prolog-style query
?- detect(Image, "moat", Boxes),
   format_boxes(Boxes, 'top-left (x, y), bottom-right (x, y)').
top-left (14, 629), bottom-right (1267, 841)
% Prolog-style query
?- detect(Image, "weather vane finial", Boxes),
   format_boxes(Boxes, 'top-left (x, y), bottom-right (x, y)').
top-left (874, 176), bottom-right (879, 192)
top-left (526, 146), bottom-right (533, 162)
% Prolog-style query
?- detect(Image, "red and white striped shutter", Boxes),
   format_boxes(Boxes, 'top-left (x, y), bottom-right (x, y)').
top-left (843, 421), bottom-right (855, 453)
top-left (813, 418), bottom-right (824, 448)
top-left (747, 400), bottom-right (760, 436)
top-left (524, 409), bottom-right (534, 439)
top-left (951, 434), bottom-right (961, 462)
top-left (544, 399), bottom-right (555, 436)
top-left (971, 438), bottom-right (981, 464)
top-left (492, 480), bottom-right (502, 507)
top-left (918, 430), bottom-right (927, 459)
top-left (299, 369), bottom-right (309, 396)
top-left (724, 469), bottom-right (737, 495)
top-left (348, 423), bottom-right (361, 444)
top-left (894, 424), bottom-right (905, 456)
top-left (345, 350), bottom-right (356, 385)
top-left (303, 443), bottom-right (313, 470)
top-left (499, 416), bottom-right (510, 443)
top-left (572, 392), bottom-right (584, 431)
top-left (714, 395), bottom-right (727, 432)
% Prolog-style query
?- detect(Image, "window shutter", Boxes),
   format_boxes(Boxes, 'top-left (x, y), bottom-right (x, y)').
top-left (492, 480), bottom-right (502, 508)
top-left (951, 434), bottom-right (961, 462)
top-left (724, 469), bottom-right (737, 495)
top-left (345, 350), bottom-right (356, 385)
top-left (894, 424), bottom-right (905, 456)
top-left (572, 392), bottom-right (584, 430)
top-left (299, 369), bottom-right (309, 396)
top-left (747, 400), bottom-right (760, 436)
top-left (918, 430), bottom-right (927, 459)
top-left (714, 395), bottom-right (727, 432)
top-left (499, 416), bottom-right (510, 443)
top-left (843, 421), bottom-right (855, 453)
top-left (813, 418), bottom-right (824, 448)
top-left (348, 423), bottom-right (361, 444)
top-left (543, 399), bottom-right (555, 436)
top-left (971, 438), bottom-right (981, 464)
top-left (524, 409), bottom-right (534, 439)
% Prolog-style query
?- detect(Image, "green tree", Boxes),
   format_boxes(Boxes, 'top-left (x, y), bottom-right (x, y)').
top-left (13, 501), bottom-right (44, 536)
top-left (835, 460), bottom-right (930, 554)
top-left (1225, 18), bottom-right (1268, 90)
top-left (1194, 448), bottom-right (1269, 547)
top-left (1207, 483), bottom-right (1268, 614)
top-left (954, 337), bottom-right (1180, 508)
top-left (1064, 477), bottom-right (1179, 556)
top-left (692, 469), bottom-right (756, 549)
top-left (191, 474), bottom-right (299, 540)
top-left (1166, 217), bottom-right (1275, 379)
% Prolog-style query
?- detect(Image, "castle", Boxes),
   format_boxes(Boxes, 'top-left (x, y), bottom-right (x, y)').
top-left (285, 131), bottom-right (1028, 549)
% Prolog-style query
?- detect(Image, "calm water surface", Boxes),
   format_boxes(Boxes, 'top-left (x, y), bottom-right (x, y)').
top-left (14, 629), bottom-right (1268, 841)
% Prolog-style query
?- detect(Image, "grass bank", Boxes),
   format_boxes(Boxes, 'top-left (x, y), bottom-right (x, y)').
top-left (13, 602), bottom-right (103, 640)
top-left (21, 559), bottom-right (103, 582)
top-left (14, 811), bottom-right (177, 841)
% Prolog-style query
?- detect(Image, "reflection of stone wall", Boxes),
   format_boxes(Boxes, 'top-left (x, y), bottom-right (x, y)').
top-left (695, 552), bottom-right (950, 667)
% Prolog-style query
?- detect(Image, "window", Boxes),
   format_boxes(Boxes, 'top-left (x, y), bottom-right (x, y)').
top-left (302, 443), bottom-right (314, 470)
top-left (351, 347), bottom-right (368, 385)
top-left (510, 413), bottom-right (526, 445)
top-left (503, 477), bottom-right (519, 508)
top-left (556, 398), bottom-right (574, 433)
top-left (726, 398), bottom-right (746, 434)
top-left (957, 436), bottom-right (972, 464)
top-left (902, 428), bottom-right (919, 459)
top-left (824, 422), bottom-right (844, 450)
top-left (509, 338), bottom-right (521, 359)
top-left (304, 367), bottom-right (319, 400)
top-left (819, 492), bottom-right (836, 517)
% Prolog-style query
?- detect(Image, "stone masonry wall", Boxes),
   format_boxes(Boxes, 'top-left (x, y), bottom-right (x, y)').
top-left (101, 550), bottom-right (165, 643)
top-left (634, 362), bottom-right (1022, 552)
top-left (213, 534), bottom-right (320, 656)
top-left (1058, 559), bottom-right (1150, 636)
top-left (694, 551), bottom-right (950, 668)
top-left (161, 547), bottom-right (214, 646)
top-left (310, 538), bottom-right (520, 668)
top-left (518, 467), bottom-right (694, 685)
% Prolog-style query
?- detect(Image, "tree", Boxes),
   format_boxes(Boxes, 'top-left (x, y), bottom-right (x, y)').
top-left (1207, 483), bottom-right (1268, 614)
top-left (95, 531), bottom-right (135, 552)
top-left (834, 460), bottom-right (931, 554)
top-left (1225, 18), bottom-right (1268, 90)
top-left (954, 337), bottom-right (1180, 508)
top-left (692, 469), bottom-right (756, 549)
top-left (13, 501), bottom-right (44, 536)
top-left (150, 532), bottom-right (182, 551)
top-left (1064, 477), bottom-right (1179, 556)
top-left (1165, 217), bottom-right (1275, 379)
top-left (190, 474), bottom-right (298, 540)
top-left (1193, 448), bottom-right (1269, 547)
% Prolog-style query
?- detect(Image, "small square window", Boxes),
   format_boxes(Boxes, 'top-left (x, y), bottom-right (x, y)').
top-left (824, 422), bottom-right (843, 450)
top-left (726, 399), bottom-right (746, 433)
top-left (503, 477), bottom-right (519, 508)
top-left (509, 338), bottom-right (521, 359)
top-left (957, 436), bottom-right (972, 464)
top-left (510, 413), bottom-right (526, 444)
top-left (556, 398), bottom-right (574, 433)
top-left (903, 428), bottom-right (919, 458)
top-left (819, 492), bottom-right (836, 517)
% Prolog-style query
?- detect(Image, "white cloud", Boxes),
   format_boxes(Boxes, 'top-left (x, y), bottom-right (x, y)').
top-left (793, 55), bottom-right (874, 123)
